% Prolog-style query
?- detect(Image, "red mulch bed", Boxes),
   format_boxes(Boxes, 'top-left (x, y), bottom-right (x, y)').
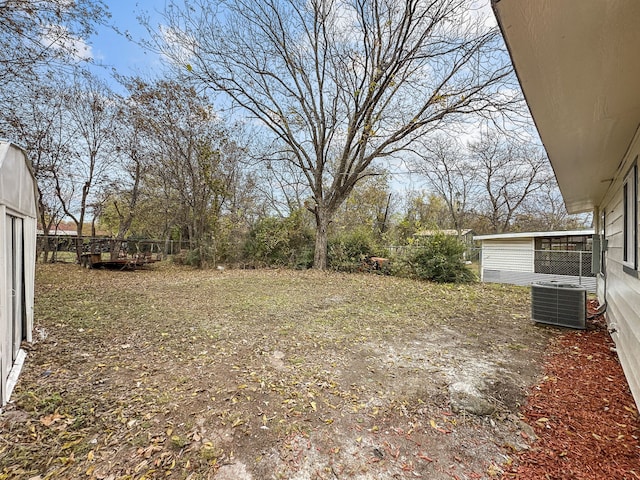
top-left (507, 301), bottom-right (640, 479)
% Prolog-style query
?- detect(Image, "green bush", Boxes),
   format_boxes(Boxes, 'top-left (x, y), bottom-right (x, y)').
top-left (403, 232), bottom-right (475, 283)
top-left (243, 210), bottom-right (315, 268)
top-left (173, 244), bottom-right (217, 268)
top-left (329, 228), bottom-right (384, 271)
top-left (292, 246), bottom-right (315, 269)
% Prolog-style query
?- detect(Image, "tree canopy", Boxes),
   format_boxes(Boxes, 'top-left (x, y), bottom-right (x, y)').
top-left (0, 0), bottom-right (108, 83)
top-left (0, 0), bottom-right (589, 269)
top-left (153, 0), bottom-right (520, 268)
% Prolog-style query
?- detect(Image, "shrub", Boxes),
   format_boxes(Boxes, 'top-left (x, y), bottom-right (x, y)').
top-left (328, 228), bottom-right (385, 271)
top-left (243, 210), bottom-right (315, 268)
top-left (403, 232), bottom-right (475, 283)
top-left (173, 244), bottom-right (217, 268)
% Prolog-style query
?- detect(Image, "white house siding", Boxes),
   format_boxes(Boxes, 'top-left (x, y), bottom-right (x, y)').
top-left (491, 0), bottom-right (640, 411)
top-left (600, 131), bottom-right (640, 408)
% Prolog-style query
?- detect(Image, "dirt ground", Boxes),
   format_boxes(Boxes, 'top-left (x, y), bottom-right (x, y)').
top-left (1, 264), bottom-right (559, 479)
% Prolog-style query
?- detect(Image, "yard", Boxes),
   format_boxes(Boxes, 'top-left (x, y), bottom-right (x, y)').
top-left (0, 264), bottom-right (636, 479)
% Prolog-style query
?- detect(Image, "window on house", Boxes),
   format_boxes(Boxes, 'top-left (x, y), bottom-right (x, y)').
top-left (623, 162), bottom-right (638, 271)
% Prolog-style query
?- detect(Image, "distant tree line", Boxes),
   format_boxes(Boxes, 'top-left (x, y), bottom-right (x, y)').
top-left (0, 0), bottom-right (589, 270)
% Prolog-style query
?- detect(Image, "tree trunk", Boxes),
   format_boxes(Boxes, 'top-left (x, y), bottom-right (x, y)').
top-left (75, 232), bottom-right (83, 263)
top-left (313, 207), bottom-right (331, 270)
top-left (164, 235), bottom-right (172, 257)
top-left (39, 234), bottom-right (47, 263)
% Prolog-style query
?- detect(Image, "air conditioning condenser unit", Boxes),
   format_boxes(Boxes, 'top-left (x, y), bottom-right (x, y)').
top-left (531, 282), bottom-right (586, 329)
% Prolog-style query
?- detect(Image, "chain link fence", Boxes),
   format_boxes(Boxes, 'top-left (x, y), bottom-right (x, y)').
top-left (534, 250), bottom-right (594, 278)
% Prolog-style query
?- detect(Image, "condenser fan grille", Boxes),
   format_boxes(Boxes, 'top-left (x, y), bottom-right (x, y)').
top-left (531, 282), bottom-right (586, 329)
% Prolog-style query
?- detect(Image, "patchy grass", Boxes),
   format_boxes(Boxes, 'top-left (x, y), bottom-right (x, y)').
top-left (0, 263), bottom-right (556, 479)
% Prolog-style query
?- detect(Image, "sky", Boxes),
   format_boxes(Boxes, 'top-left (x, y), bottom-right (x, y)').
top-left (87, 0), bottom-right (497, 83)
top-left (88, 1), bottom-right (166, 82)
top-left (83, 0), bottom-right (503, 194)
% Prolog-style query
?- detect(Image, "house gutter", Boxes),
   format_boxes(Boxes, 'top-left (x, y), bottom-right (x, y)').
top-left (591, 206), bottom-right (608, 319)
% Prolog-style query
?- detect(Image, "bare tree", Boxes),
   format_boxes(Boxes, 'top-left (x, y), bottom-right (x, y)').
top-left (151, 0), bottom-right (518, 268)
top-left (0, 81), bottom-right (72, 261)
top-left (51, 74), bottom-right (119, 261)
top-left (124, 78), bottom-right (244, 266)
top-left (96, 118), bottom-right (148, 259)
top-left (515, 177), bottom-right (590, 232)
top-left (254, 153), bottom-right (312, 218)
top-left (410, 135), bottom-right (478, 235)
top-left (102, 79), bottom-right (158, 248)
top-left (470, 132), bottom-right (551, 233)
top-left (0, 0), bottom-right (108, 83)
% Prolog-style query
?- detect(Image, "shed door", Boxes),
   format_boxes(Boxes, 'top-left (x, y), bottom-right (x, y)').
top-left (4, 215), bottom-right (26, 371)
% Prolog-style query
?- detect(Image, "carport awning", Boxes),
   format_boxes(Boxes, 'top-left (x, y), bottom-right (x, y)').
top-left (492, 0), bottom-right (640, 214)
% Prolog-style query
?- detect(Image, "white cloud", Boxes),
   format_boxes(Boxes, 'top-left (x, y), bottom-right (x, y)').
top-left (158, 24), bottom-right (196, 69)
top-left (464, 0), bottom-right (498, 32)
top-left (41, 24), bottom-right (93, 62)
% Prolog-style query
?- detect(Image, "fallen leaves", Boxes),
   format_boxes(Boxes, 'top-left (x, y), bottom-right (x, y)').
top-left (39, 412), bottom-right (63, 427)
top-left (0, 264), bottom-right (559, 479)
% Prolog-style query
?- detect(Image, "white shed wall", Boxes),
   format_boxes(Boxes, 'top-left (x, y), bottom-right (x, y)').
top-left (0, 143), bottom-right (36, 406)
top-left (481, 238), bottom-right (534, 278)
top-left (0, 143), bottom-right (37, 218)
